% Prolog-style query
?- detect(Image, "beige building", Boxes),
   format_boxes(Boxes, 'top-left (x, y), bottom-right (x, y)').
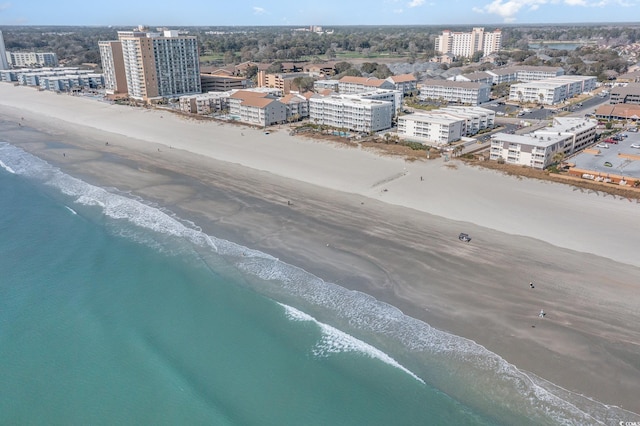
top-left (100, 29), bottom-right (201, 102)
top-left (257, 71), bottom-right (313, 94)
top-left (435, 28), bottom-right (502, 58)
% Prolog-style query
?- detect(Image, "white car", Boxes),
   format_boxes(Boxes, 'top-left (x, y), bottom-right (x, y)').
top-left (596, 143), bottom-right (609, 149)
top-left (631, 143), bottom-right (640, 149)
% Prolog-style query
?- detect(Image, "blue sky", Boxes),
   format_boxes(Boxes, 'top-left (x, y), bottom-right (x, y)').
top-left (0, 0), bottom-right (638, 26)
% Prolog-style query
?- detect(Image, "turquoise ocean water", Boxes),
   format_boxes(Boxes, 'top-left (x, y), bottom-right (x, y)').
top-left (0, 137), bottom-right (628, 425)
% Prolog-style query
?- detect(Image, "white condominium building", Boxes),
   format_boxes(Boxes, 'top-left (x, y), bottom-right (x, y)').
top-left (398, 113), bottom-right (464, 145)
top-left (435, 28), bottom-right (502, 58)
top-left (509, 75), bottom-right (597, 105)
top-left (397, 106), bottom-right (495, 145)
top-left (100, 29), bottom-right (201, 102)
top-left (490, 117), bottom-right (596, 169)
top-left (309, 95), bottom-right (393, 133)
top-left (419, 80), bottom-right (491, 105)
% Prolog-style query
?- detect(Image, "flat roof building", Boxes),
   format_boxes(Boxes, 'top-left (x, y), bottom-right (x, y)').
top-left (309, 95), bottom-right (393, 133)
top-left (610, 83), bottom-right (640, 105)
top-left (419, 80), bottom-right (491, 106)
top-left (490, 117), bottom-right (596, 169)
top-left (435, 28), bottom-right (502, 58)
top-left (99, 29), bottom-right (201, 102)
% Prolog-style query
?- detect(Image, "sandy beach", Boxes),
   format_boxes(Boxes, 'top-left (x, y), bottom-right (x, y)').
top-left (2, 83), bottom-right (640, 417)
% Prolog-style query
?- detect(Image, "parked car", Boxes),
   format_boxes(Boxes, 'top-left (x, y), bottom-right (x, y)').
top-left (604, 138), bottom-right (618, 144)
top-left (459, 233), bottom-right (472, 243)
top-left (596, 143), bottom-right (609, 149)
top-left (630, 143), bottom-right (640, 149)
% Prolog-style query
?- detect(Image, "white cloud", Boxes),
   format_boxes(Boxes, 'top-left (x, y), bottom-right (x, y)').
top-left (0, 2), bottom-right (11, 11)
top-left (408, 0), bottom-right (425, 7)
top-left (252, 6), bottom-right (266, 15)
top-left (474, 0), bottom-right (639, 22)
top-left (394, 8), bottom-right (404, 13)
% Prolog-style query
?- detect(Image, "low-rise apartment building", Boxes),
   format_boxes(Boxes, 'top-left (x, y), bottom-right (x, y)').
top-left (257, 71), bottom-right (313, 94)
top-left (490, 117), bottom-right (596, 169)
top-left (509, 75), bottom-right (597, 105)
top-left (313, 79), bottom-right (339, 92)
top-left (386, 74), bottom-right (418, 95)
top-left (228, 90), bottom-right (287, 127)
top-left (398, 113), bottom-right (464, 145)
top-left (397, 106), bottom-right (494, 145)
top-left (338, 76), bottom-right (395, 94)
top-left (610, 83), bottom-right (640, 105)
top-left (309, 95), bottom-right (393, 133)
top-left (419, 80), bottom-right (491, 105)
top-left (6, 51), bottom-right (58, 67)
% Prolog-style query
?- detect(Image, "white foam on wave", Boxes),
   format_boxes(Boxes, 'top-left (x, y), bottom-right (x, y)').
top-left (279, 303), bottom-right (425, 384)
top-left (0, 159), bottom-right (15, 174)
top-left (65, 205), bottom-right (77, 215)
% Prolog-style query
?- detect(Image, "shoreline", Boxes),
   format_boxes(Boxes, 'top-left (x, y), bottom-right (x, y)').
top-left (1, 83), bottom-right (640, 416)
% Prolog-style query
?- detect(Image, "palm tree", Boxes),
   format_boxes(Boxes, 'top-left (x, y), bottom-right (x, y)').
top-left (551, 151), bottom-right (565, 168)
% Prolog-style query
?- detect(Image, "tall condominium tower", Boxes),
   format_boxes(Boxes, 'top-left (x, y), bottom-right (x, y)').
top-left (98, 40), bottom-right (127, 95)
top-left (0, 31), bottom-right (9, 70)
top-left (434, 28), bottom-right (502, 58)
top-left (99, 29), bottom-right (201, 101)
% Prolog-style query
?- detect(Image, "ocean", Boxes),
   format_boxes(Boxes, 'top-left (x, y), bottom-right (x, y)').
top-left (0, 134), bottom-right (627, 425)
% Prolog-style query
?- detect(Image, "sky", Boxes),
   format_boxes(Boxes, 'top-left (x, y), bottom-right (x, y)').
top-left (0, 0), bottom-right (638, 26)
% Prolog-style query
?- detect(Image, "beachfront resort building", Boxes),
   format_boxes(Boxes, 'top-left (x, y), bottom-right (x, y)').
top-left (419, 80), bottom-right (491, 105)
top-left (490, 117), bottom-right (597, 169)
top-left (309, 95), bottom-right (393, 133)
top-left (434, 28), bottom-right (502, 58)
top-left (99, 28), bottom-right (201, 102)
top-left (509, 75), bottom-right (597, 105)
top-left (397, 106), bottom-right (495, 145)
top-left (0, 67), bottom-right (104, 92)
top-left (98, 41), bottom-right (127, 95)
top-left (227, 90), bottom-right (287, 126)
top-left (398, 113), bottom-right (464, 145)
top-left (0, 31), bottom-right (8, 70)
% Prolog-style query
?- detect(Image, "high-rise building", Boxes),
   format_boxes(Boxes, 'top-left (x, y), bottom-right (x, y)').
top-left (0, 31), bottom-right (9, 70)
top-left (98, 41), bottom-right (127, 95)
top-left (99, 29), bottom-right (201, 101)
top-left (434, 28), bottom-right (502, 58)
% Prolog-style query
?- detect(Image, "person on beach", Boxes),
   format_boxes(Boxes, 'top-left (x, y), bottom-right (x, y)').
top-left (530, 282), bottom-right (535, 289)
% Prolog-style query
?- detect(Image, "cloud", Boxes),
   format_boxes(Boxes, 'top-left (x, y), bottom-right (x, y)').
top-left (474, 0), bottom-right (639, 22)
top-left (0, 2), bottom-right (11, 11)
top-left (408, 0), bottom-right (425, 6)
top-left (252, 6), bottom-right (266, 15)
top-left (394, 8), bottom-right (404, 13)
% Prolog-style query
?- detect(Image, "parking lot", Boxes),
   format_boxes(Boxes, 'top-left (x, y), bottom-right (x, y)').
top-left (570, 130), bottom-right (640, 180)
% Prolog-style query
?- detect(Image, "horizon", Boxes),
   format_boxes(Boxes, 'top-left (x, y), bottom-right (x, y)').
top-left (1, 0), bottom-right (639, 27)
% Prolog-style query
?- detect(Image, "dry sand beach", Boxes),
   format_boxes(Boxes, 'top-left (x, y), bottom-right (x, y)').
top-left (1, 84), bottom-right (640, 418)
